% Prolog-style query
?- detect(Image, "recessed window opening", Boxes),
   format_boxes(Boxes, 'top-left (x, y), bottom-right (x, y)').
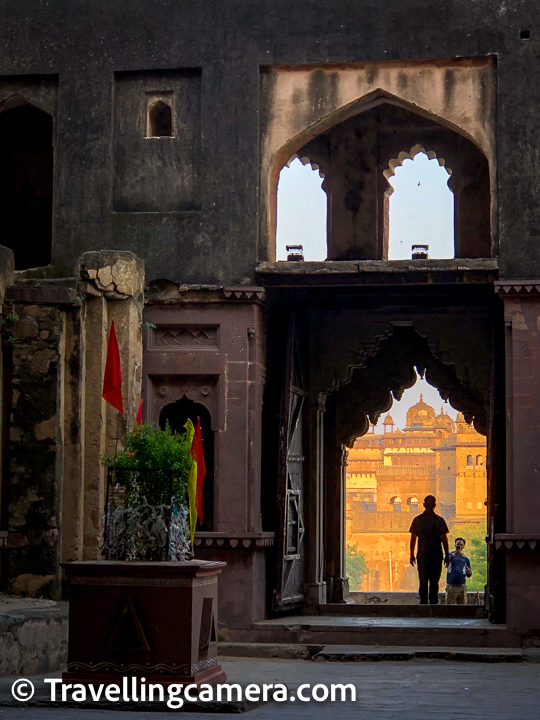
top-left (148, 99), bottom-right (173, 137)
top-left (0, 102), bottom-right (53, 270)
top-left (387, 150), bottom-right (454, 260)
top-left (276, 157), bottom-right (327, 261)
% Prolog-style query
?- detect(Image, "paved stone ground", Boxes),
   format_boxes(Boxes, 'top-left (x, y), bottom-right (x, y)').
top-left (0, 657), bottom-right (539, 719)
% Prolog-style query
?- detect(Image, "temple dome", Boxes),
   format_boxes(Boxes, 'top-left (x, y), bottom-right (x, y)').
top-left (383, 414), bottom-right (394, 424)
top-left (435, 406), bottom-right (455, 431)
top-left (406, 394), bottom-right (436, 427)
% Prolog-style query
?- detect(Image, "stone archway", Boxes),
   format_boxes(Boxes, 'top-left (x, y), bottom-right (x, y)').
top-left (160, 394), bottom-right (214, 530)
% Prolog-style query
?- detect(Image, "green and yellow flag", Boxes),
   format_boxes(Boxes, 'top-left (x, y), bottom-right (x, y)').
top-left (184, 419), bottom-right (197, 546)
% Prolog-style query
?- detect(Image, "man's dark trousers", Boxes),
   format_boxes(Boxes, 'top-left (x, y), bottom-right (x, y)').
top-left (417, 553), bottom-right (443, 604)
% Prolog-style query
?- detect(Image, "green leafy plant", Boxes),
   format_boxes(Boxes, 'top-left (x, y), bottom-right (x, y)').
top-left (102, 423), bottom-right (192, 507)
top-left (102, 423), bottom-right (193, 561)
top-left (346, 544), bottom-right (370, 591)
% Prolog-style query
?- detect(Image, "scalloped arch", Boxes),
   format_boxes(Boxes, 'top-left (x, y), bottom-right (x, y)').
top-left (266, 88), bottom-right (488, 261)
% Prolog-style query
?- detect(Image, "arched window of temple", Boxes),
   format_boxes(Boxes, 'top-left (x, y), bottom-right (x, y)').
top-left (0, 102), bottom-right (53, 269)
top-left (148, 100), bottom-right (173, 137)
top-left (407, 496), bottom-right (419, 513)
top-left (387, 150), bottom-right (454, 261)
top-left (467, 454), bottom-right (473, 466)
top-left (476, 454), bottom-right (484, 466)
top-left (159, 394), bottom-right (213, 529)
top-left (276, 157), bottom-right (327, 261)
top-left (390, 496), bottom-right (402, 513)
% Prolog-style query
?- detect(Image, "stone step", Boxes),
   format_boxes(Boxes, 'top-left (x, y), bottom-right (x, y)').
top-left (227, 615), bottom-right (521, 648)
top-left (312, 644), bottom-right (524, 662)
top-left (319, 603), bottom-right (483, 618)
top-left (219, 642), bottom-right (525, 662)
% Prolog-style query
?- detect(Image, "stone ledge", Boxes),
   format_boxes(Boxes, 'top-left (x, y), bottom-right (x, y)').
top-left (256, 259), bottom-right (498, 286)
top-left (194, 532), bottom-right (275, 548)
top-left (6, 280), bottom-right (80, 307)
top-left (0, 598), bottom-right (68, 675)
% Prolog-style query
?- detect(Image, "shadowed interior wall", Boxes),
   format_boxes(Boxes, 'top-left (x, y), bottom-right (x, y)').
top-left (0, 104), bottom-right (53, 270)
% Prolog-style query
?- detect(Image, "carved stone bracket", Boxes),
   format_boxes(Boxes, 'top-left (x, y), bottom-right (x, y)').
top-left (495, 280), bottom-right (540, 296)
top-left (194, 532), bottom-right (275, 549)
top-left (494, 534), bottom-right (540, 550)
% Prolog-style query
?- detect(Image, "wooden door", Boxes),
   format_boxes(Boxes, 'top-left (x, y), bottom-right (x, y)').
top-left (273, 315), bottom-right (306, 611)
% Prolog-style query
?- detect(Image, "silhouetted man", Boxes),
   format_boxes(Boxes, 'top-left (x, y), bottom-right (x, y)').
top-left (409, 495), bottom-right (450, 604)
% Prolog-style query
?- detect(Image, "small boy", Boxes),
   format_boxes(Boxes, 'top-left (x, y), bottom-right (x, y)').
top-left (445, 537), bottom-right (472, 604)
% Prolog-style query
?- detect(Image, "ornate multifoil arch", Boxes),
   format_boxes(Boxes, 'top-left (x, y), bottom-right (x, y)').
top-left (264, 88), bottom-right (490, 262)
top-left (330, 326), bottom-right (487, 446)
top-left (384, 142), bottom-right (452, 186)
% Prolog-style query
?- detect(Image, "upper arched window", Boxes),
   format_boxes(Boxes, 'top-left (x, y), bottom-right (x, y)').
top-left (0, 102), bottom-right (53, 270)
top-left (476, 454), bottom-right (484, 466)
top-left (387, 151), bottom-right (454, 260)
top-left (270, 99), bottom-right (491, 263)
top-left (148, 100), bottom-right (173, 137)
top-left (390, 496), bottom-right (402, 512)
top-left (467, 454), bottom-right (473, 466)
top-left (276, 158), bottom-right (326, 261)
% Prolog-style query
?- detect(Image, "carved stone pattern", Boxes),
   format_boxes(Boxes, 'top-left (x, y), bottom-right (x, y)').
top-left (193, 536), bottom-right (275, 548)
top-left (68, 661), bottom-right (192, 674)
top-left (70, 576), bottom-right (216, 587)
top-left (153, 326), bottom-right (218, 349)
top-left (494, 537), bottom-right (539, 551)
top-left (222, 288), bottom-right (266, 301)
top-left (495, 281), bottom-right (540, 295)
top-left (190, 658), bottom-right (218, 674)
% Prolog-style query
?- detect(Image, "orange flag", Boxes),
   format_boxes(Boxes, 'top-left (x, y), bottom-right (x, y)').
top-left (191, 418), bottom-right (206, 521)
top-left (102, 320), bottom-right (123, 415)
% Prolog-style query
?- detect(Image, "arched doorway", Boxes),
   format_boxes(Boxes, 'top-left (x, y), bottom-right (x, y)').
top-left (0, 102), bottom-right (53, 269)
top-left (159, 394), bottom-right (214, 530)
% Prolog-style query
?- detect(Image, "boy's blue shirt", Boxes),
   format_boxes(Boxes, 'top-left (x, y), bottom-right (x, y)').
top-left (446, 551), bottom-right (471, 586)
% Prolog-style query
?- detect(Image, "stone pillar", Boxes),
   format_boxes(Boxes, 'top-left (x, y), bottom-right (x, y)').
top-left (77, 251), bottom-right (145, 559)
top-left (495, 281), bottom-right (540, 638)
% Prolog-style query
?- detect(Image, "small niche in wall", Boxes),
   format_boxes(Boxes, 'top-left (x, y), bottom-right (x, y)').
top-left (147, 93), bottom-right (174, 137)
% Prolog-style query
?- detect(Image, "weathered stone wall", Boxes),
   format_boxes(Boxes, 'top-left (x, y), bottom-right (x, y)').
top-left (2, 252), bottom-right (145, 596)
top-left (6, 303), bottom-right (67, 598)
top-left (0, 0), bottom-right (538, 281)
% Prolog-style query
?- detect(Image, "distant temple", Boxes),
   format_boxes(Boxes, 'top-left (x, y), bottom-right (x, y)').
top-left (346, 396), bottom-right (486, 592)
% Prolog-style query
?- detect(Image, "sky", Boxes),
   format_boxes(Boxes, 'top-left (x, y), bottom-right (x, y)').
top-left (371, 374), bottom-right (458, 433)
top-left (276, 152), bottom-right (454, 261)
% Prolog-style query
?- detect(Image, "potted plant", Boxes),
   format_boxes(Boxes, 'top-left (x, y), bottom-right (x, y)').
top-left (101, 423), bottom-right (192, 562)
top-left (62, 423), bottom-right (226, 687)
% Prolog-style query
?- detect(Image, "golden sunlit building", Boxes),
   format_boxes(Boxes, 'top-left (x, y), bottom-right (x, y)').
top-left (346, 396), bottom-right (487, 592)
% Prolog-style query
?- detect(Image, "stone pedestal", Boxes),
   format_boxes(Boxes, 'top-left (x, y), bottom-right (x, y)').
top-left (63, 560), bottom-right (226, 686)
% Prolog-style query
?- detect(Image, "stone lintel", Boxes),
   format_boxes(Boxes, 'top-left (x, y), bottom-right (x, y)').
top-left (6, 280), bottom-right (80, 307)
top-left (146, 281), bottom-right (266, 305)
